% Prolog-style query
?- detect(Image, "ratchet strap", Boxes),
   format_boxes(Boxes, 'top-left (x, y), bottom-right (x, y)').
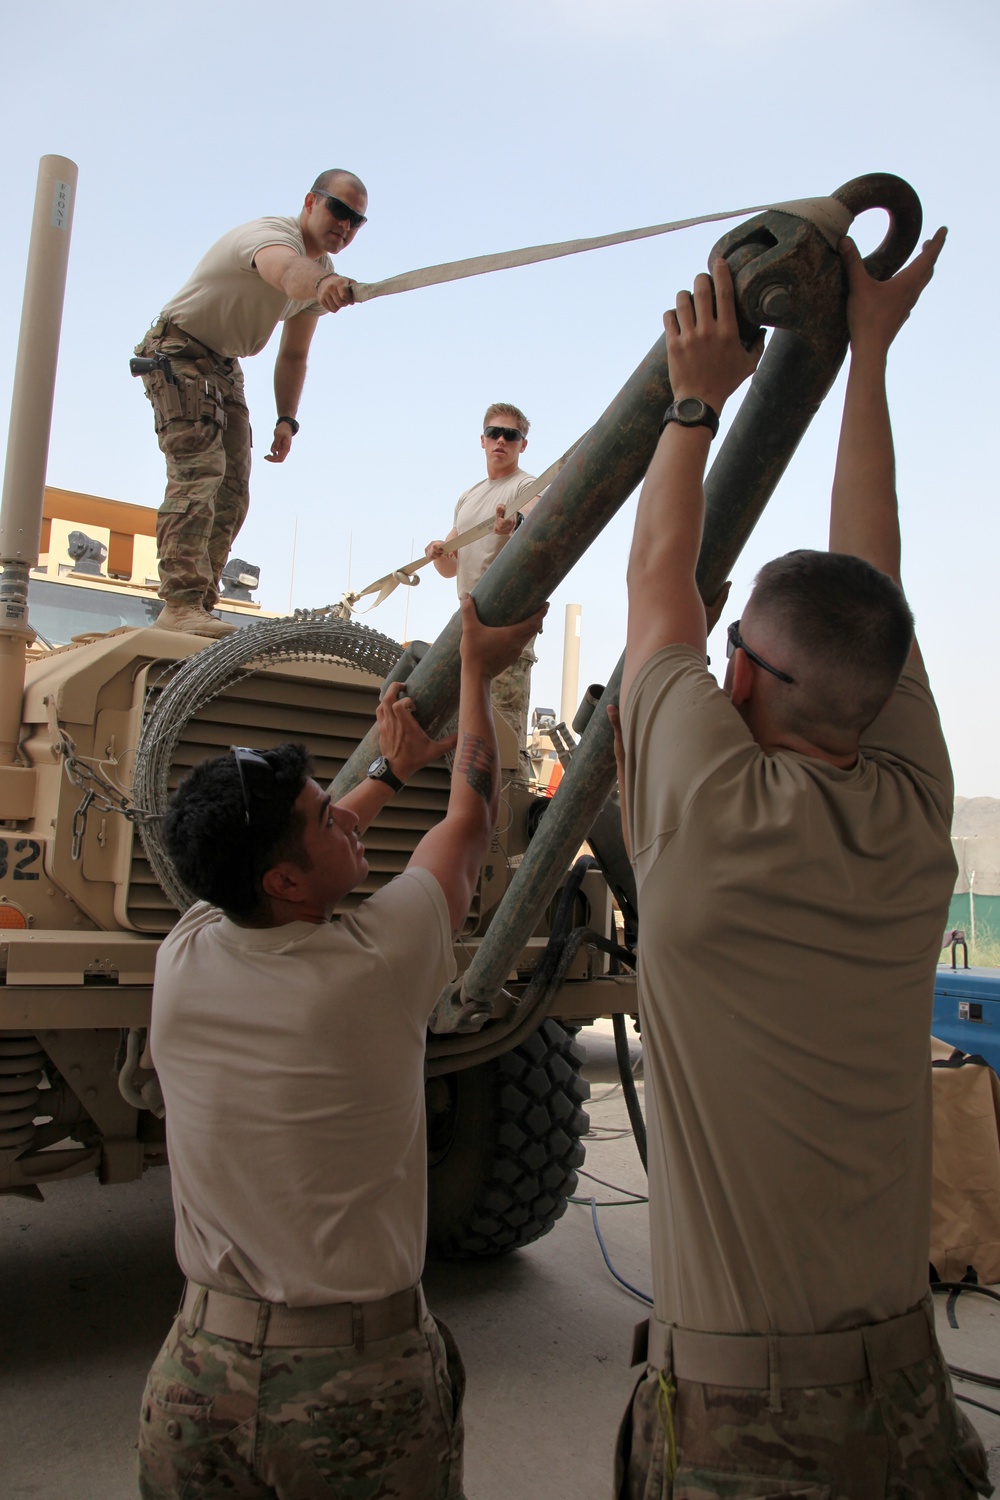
top-left (342, 431), bottom-right (587, 614)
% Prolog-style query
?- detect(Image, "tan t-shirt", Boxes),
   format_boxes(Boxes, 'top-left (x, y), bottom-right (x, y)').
top-left (623, 646), bottom-right (956, 1336)
top-left (453, 471), bottom-right (537, 597)
top-left (150, 867), bottom-right (455, 1306)
top-left (159, 215), bottom-right (331, 358)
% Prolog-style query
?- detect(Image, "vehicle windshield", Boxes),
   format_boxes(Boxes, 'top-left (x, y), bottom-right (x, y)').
top-left (28, 578), bottom-right (252, 647)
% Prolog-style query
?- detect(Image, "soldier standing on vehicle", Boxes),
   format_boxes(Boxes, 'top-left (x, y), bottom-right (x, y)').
top-left (425, 404), bottom-right (540, 769)
top-left (133, 170), bottom-right (366, 638)
top-left (137, 592), bottom-right (547, 1499)
top-left (613, 234), bottom-right (992, 1497)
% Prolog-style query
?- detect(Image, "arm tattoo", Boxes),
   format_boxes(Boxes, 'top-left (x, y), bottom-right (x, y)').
top-left (457, 733), bottom-right (495, 802)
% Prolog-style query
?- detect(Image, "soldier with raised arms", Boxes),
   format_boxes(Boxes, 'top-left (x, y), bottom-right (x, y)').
top-left (612, 232), bottom-right (992, 1496)
top-left (137, 592), bottom-right (547, 1498)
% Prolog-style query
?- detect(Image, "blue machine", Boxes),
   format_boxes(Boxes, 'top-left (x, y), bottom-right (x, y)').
top-left (932, 966), bottom-right (1000, 1074)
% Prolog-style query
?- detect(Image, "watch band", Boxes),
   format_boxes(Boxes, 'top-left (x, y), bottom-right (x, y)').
top-left (276, 415), bottom-right (300, 436)
top-left (367, 756), bottom-right (405, 793)
top-left (659, 398), bottom-right (720, 439)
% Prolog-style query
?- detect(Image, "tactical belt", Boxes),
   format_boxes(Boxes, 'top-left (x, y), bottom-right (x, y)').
top-left (179, 1278), bottom-right (424, 1354)
top-left (637, 1298), bottom-right (933, 1389)
top-left (148, 318), bottom-right (224, 363)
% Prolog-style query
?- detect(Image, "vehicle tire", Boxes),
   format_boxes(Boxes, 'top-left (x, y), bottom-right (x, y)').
top-left (426, 1019), bottom-right (590, 1258)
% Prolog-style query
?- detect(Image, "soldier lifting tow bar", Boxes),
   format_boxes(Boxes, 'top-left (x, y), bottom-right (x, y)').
top-left (0, 161), bottom-right (925, 1267)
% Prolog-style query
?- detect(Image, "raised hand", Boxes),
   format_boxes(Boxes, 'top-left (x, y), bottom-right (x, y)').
top-left (840, 227), bottom-right (947, 356)
top-left (665, 258), bottom-right (765, 413)
top-left (459, 593), bottom-right (548, 680)
top-left (376, 682), bottom-right (457, 780)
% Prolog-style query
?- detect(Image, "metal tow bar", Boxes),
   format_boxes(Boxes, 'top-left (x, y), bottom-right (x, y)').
top-left (330, 173), bottom-right (923, 1057)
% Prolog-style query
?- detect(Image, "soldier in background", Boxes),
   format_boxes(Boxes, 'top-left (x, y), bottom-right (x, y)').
top-left (425, 404), bottom-right (540, 774)
top-left (137, 593), bottom-right (547, 1499)
top-left (133, 170), bottom-right (366, 638)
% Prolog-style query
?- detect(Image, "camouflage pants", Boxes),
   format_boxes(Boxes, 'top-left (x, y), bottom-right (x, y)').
top-left (134, 321), bottom-right (252, 610)
top-left (137, 1306), bottom-right (466, 1499)
top-left (615, 1306), bottom-right (992, 1499)
top-left (492, 641), bottom-right (536, 776)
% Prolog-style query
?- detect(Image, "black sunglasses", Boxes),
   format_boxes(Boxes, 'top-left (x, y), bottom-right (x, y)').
top-left (314, 190), bottom-right (367, 230)
top-left (483, 426), bottom-right (524, 443)
top-left (726, 620), bottom-right (795, 684)
top-left (231, 745), bottom-right (274, 827)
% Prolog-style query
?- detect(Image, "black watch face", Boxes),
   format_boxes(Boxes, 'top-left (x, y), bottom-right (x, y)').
top-left (675, 397), bottom-right (707, 423)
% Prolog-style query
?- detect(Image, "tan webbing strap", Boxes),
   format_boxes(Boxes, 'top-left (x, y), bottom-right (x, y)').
top-left (769, 196), bottom-right (854, 249)
top-left (348, 196), bottom-right (855, 306)
top-left (343, 429), bottom-right (587, 615)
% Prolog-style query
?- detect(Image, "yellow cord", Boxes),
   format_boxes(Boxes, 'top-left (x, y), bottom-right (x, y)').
top-left (657, 1369), bottom-right (678, 1480)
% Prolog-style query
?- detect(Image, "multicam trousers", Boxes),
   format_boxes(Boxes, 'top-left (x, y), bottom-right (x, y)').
top-left (137, 1307), bottom-right (466, 1499)
top-left (134, 320), bottom-right (252, 610)
top-left (491, 641), bottom-right (536, 773)
top-left (615, 1304), bottom-right (992, 1499)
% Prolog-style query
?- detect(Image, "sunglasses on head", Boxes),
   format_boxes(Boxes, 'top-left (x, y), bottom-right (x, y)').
top-left (483, 426), bottom-right (524, 443)
top-left (725, 620), bottom-right (795, 684)
top-left (231, 745), bottom-right (275, 827)
top-left (314, 190), bottom-right (367, 231)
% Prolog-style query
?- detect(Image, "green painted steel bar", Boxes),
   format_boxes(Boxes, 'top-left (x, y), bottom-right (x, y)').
top-left (333, 174), bottom-right (921, 812)
top-left (334, 175), bottom-right (923, 1035)
top-left (452, 663), bottom-right (624, 1021)
top-left (330, 327), bottom-right (675, 800)
top-left (452, 174), bottom-right (923, 1018)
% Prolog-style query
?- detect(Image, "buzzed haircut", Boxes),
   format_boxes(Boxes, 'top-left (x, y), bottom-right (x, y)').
top-left (164, 744), bottom-right (314, 919)
top-left (311, 169), bottom-right (368, 199)
top-left (749, 550), bottom-right (914, 737)
top-left (484, 402), bottom-right (530, 436)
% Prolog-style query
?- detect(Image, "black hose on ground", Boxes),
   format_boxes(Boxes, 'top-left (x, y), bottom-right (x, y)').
top-left (613, 1010), bottom-right (647, 1173)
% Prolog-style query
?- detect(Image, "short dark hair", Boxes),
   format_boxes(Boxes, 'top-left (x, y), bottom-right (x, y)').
top-left (748, 550), bottom-right (914, 736)
top-left (310, 168), bottom-right (367, 200)
top-left (164, 744), bottom-right (314, 919)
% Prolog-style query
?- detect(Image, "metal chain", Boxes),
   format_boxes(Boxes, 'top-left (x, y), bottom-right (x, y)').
top-left (58, 730), bottom-right (156, 862)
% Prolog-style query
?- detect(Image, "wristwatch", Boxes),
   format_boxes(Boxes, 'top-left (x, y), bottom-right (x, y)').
top-left (659, 397), bottom-right (719, 439)
top-left (276, 415), bottom-right (300, 435)
top-left (367, 755), bottom-right (404, 792)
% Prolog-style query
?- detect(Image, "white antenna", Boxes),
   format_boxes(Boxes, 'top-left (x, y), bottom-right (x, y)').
top-left (402, 539), bottom-right (414, 642)
top-left (287, 515), bottom-right (298, 612)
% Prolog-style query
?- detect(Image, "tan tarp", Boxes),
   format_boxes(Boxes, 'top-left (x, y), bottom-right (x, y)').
top-left (930, 1035), bottom-right (1000, 1283)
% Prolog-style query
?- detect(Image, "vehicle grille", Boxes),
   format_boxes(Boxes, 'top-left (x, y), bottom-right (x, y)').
top-left (124, 663), bottom-right (452, 933)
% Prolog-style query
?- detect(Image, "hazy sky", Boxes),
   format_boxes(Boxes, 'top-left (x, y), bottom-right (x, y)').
top-left (1, 0), bottom-right (997, 794)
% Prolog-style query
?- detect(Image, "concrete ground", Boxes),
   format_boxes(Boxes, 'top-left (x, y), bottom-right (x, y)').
top-left (1, 1021), bottom-right (998, 1498)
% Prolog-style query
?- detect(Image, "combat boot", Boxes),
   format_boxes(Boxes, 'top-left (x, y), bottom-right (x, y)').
top-left (155, 603), bottom-right (237, 638)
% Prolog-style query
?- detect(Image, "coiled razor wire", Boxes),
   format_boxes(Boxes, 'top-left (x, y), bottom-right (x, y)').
top-left (133, 612), bottom-right (403, 912)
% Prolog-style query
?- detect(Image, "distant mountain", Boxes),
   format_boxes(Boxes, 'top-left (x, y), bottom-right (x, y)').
top-left (953, 797), bottom-right (1000, 837)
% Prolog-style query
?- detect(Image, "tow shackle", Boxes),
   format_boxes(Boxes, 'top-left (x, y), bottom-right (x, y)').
top-left (690, 172), bottom-right (923, 610)
top-left (711, 172), bottom-right (923, 350)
